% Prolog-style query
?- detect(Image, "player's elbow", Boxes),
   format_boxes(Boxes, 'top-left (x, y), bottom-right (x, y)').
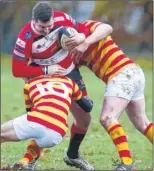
top-left (12, 57), bottom-right (26, 77)
top-left (107, 24), bottom-right (113, 34)
top-left (99, 23), bottom-right (113, 35)
top-left (12, 67), bottom-right (20, 77)
top-left (103, 24), bottom-right (113, 34)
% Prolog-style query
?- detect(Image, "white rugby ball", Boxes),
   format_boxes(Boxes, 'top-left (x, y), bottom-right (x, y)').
top-left (59, 27), bottom-right (78, 51)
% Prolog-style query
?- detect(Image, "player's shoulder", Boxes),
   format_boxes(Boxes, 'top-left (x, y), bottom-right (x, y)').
top-left (55, 76), bottom-right (74, 85)
top-left (54, 11), bottom-right (66, 17)
top-left (54, 10), bottom-right (71, 22)
top-left (82, 20), bottom-right (102, 25)
top-left (18, 21), bottom-right (35, 41)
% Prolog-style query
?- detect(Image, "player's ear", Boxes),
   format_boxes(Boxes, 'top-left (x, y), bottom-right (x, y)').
top-left (32, 18), bottom-right (37, 24)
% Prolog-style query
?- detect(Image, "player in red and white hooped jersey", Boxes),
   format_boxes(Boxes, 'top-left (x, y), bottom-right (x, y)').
top-left (12, 5), bottom-right (90, 78)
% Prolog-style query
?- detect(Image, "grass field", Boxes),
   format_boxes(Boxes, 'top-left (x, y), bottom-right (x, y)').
top-left (1, 56), bottom-right (153, 170)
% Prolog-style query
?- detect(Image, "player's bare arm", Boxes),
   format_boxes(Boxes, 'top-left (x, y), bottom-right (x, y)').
top-left (70, 22), bottom-right (113, 59)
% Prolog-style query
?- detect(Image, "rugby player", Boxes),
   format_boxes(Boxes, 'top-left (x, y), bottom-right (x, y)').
top-left (65, 20), bottom-right (153, 170)
top-left (1, 74), bottom-right (93, 170)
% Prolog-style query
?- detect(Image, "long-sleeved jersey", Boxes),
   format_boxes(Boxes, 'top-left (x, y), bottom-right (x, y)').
top-left (80, 20), bottom-right (135, 84)
top-left (12, 11), bottom-right (90, 78)
top-left (24, 75), bottom-right (92, 136)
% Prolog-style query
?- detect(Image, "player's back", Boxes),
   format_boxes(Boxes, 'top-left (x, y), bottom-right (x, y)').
top-left (24, 75), bottom-right (81, 136)
top-left (27, 75), bottom-right (74, 107)
top-left (81, 20), bottom-right (135, 84)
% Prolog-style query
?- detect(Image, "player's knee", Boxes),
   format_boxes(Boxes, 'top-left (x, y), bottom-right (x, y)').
top-left (100, 115), bottom-right (117, 128)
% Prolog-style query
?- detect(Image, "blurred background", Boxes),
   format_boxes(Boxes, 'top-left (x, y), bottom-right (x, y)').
top-left (0, 0), bottom-right (153, 57)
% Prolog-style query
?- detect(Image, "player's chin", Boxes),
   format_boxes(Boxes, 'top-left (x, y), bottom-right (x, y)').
top-left (29, 62), bottom-right (40, 67)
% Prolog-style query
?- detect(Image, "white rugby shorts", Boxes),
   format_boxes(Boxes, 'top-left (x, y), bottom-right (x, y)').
top-left (13, 114), bottom-right (63, 148)
top-left (104, 65), bottom-right (145, 101)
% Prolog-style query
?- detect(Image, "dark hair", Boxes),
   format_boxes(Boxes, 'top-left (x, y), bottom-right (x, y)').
top-left (32, 1), bottom-right (53, 22)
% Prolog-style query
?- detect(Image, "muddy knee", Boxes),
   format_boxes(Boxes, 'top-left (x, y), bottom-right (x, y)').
top-left (100, 115), bottom-right (117, 128)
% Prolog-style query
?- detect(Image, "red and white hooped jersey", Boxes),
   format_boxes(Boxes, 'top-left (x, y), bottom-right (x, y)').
top-left (13, 11), bottom-right (90, 77)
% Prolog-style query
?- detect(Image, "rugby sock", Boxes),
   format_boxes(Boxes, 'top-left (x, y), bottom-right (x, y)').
top-left (67, 123), bottom-right (87, 159)
top-left (19, 140), bottom-right (43, 163)
top-left (107, 123), bottom-right (133, 165)
top-left (144, 123), bottom-right (153, 143)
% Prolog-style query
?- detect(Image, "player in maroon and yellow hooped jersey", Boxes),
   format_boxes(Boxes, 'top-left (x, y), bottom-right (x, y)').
top-left (78, 20), bottom-right (134, 83)
top-left (66, 20), bottom-right (153, 170)
top-left (1, 75), bottom-right (93, 170)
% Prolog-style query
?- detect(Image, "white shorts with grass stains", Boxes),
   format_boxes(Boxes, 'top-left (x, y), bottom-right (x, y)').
top-left (104, 65), bottom-right (145, 101)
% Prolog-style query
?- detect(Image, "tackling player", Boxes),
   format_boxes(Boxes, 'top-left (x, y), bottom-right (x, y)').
top-left (1, 74), bottom-right (93, 170)
top-left (65, 20), bottom-right (153, 170)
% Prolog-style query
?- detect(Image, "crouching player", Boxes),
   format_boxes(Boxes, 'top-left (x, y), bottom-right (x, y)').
top-left (1, 74), bottom-right (93, 170)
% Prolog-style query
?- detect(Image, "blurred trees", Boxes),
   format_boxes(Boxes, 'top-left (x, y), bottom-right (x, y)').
top-left (1, 1), bottom-right (36, 53)
top-left (91, 0), bottom-right (153, 54)
top-left (0, 0), bottom-right (153, 55)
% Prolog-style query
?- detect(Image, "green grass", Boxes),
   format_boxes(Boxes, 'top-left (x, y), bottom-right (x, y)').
top-left (1, 57), bottom-right (152, 170)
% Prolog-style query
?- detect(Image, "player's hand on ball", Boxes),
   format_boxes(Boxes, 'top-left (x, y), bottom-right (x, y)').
top-left (71, 41), bottom-right (89, 62)
top-left (64, 33), bottom-right (86, 51)
top-left (48, 64), bottom-right (66, 75)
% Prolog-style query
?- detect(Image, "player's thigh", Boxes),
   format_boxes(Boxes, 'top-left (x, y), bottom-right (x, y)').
top-left (13, 114), bottom-right (63, 147)
top-left (102, 65), bottom-right (144, 121)
top-left (70, 100), bottom-right (91, 128)
top-left (36, 128), bottom-right (63, 148)
top-left (13, 114), bottom-right (42, 141)
top-left (67, 68), bottom-right (87, 96)
top-left (68, 68), bottom-right (91, 127)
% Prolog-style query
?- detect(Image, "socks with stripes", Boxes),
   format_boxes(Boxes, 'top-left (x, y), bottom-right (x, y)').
top-left (107, 123), bottom-right (133, 165)
top-left (19, 140), bottom-right (43, 163)
top-left (144, 123), bottom-right (153, 143)
top-left (67, 123), bottom-right (87, 159)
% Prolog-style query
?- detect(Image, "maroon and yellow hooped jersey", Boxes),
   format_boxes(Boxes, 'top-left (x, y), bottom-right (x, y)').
top-left (81, 20), bottom-right (135, 84)
top-left (24, 75), bottom-right (82, 136)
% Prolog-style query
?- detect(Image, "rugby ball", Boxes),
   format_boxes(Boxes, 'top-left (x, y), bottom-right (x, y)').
top-left (59, 27), bottom-right (78, 51)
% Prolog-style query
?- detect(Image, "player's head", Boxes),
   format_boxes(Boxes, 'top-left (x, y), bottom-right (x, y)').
top-left (32, 1), bottom-right (54, 35)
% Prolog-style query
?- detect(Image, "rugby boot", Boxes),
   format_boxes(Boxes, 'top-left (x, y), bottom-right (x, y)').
top-left (64, 152), bottom-right (95, 170)
top-left (114, 163), bottom-right (136, 170)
